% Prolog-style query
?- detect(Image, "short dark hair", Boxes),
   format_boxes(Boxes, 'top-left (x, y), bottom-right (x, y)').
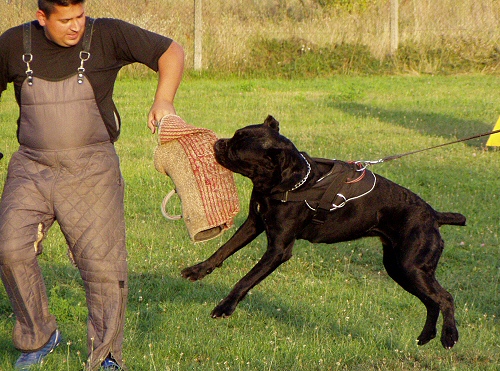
top-left (38, 0), bottom-right (85, 17)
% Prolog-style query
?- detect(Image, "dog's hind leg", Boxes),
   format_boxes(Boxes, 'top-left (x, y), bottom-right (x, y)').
top-left (382, 237), bottom-right (458, 349)
top-left (384, 250), bottom-right (439, 345)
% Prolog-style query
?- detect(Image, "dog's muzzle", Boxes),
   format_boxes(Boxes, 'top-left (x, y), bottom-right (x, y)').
top-left (213, 139), bottom-right (229, 165)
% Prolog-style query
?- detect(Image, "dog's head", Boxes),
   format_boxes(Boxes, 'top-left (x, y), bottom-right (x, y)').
top-left (214, 115), bottom-right (309, 193)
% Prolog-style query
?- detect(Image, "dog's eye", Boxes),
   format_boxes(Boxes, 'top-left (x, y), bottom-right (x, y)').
top-left (232, 133), bottom-right (248, 144)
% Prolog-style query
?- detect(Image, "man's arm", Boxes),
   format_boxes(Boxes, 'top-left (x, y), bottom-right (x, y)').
top-left (147, 40), bottom-right (185, 133)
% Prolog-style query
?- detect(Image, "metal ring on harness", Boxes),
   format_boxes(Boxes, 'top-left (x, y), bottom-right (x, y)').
top-left (345, 162), bottom-right (366, 184)
top-left (331, 194), bottom-right (347, 210)
top-left (161, 189), bottom-right (182, 221)
top-left (304, 172), bottom-right (377, 212)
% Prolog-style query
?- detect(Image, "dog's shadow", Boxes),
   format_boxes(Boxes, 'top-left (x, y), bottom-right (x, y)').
top-left (124, 237), bottom-right (391, 340)
top-left (329, 101), bottom-right (493, 148)
top-left (126, 252), bottom-right (410, 352)
top-left (127, 269), bottom-right (371, 343)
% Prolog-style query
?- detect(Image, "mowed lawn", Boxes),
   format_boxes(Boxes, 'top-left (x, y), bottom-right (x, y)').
top-left (0, 75), bottom-right (499, 370)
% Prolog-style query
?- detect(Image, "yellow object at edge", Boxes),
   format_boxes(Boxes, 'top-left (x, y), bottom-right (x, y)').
top-left (486, 116), bottom-right (500, 146)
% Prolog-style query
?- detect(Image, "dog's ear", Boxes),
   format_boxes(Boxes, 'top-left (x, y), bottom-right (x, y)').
top-left (263, 115), bottom-right (279, 132)
top-left (270, 149), bottom-right (306, 193)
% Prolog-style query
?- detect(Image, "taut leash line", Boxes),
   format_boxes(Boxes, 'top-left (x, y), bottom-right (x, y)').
top-left (361, 128), bottom-right (500, 166)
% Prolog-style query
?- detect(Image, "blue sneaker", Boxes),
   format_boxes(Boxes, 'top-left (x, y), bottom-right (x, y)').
top-left (14, 329), bottom-right (61, 370)
top-left (101, 357), bottom-right (121, 370)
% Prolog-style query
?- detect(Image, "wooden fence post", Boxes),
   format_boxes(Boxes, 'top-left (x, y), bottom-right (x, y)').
top-left (194, 0), bottom-right (203, 70)
top-left (390, 0), bottom-right (399, 55)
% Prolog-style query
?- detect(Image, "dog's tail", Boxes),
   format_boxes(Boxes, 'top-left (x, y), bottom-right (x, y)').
top-left (437, 212), bottom-right (466, 227)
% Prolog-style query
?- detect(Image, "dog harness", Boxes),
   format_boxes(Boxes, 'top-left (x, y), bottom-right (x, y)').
top-left (271, 154), bottom-right (377, 224)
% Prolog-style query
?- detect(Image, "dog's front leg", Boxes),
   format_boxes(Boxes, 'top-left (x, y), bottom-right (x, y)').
top-left (181, 215), bottom-right (264, 281)
top-left (211, 239), bottom-right (295, 318)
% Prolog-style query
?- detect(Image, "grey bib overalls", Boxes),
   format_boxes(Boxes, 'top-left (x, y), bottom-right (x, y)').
top-left (0, 19), bottom-right (127, 370)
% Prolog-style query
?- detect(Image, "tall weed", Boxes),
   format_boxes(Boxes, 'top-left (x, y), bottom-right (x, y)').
top-left (1, 0), bottom-right (499, 75)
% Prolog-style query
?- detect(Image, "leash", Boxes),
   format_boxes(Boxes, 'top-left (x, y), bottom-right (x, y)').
top-left (360, 128), bottom-right (500, 166)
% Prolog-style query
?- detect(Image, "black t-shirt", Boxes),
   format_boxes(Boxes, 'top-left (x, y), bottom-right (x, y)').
top-left (0, 17), bottom-right (173, 142)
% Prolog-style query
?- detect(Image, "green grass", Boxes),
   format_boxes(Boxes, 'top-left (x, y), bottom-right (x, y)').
top-left (0, 75), bottom-right (499, 370)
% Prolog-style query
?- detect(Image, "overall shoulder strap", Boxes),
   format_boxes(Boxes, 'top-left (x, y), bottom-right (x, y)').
top-left (23, 22), bottom-right (32, 54)
top-left (22, 22), bottom-right (34, 85)
top-left (81, 17), bottom-right (95, 53)
top-left (78, 18), bottom-right (95, 84)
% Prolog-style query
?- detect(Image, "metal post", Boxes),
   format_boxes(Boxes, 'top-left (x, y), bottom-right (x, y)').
top-left (194, 0), bottom-right (203, 70)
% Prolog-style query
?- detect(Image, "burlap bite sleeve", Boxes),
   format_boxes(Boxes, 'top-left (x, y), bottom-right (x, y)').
top-left (154, 115), bottom-right (240, 242)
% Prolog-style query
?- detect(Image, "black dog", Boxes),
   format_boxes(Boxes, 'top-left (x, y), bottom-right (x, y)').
top-left (181, 115), bottom-right (466, 349)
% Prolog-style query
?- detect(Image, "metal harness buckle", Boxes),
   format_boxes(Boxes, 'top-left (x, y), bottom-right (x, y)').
top-left (77, 51), bottom-right (91, 84)
top-left (23, 53), bottom-right (34, 86)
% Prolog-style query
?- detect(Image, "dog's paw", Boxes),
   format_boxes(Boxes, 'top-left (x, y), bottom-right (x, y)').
top-left (417, 327), bottom-right (437, 346)
top-left (181, 263), bottom-right (215, 281)
top-left (211, 298), bottom-right (237, 318)
top-left (440, 326), bottom-right (459, 349)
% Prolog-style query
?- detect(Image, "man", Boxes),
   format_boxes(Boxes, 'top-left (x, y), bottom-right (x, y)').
top-left (0, 0), bottom-right (184, 369)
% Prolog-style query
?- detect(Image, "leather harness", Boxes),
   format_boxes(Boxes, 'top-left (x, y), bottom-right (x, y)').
top-left (271, 153), bottom-right (377, 224)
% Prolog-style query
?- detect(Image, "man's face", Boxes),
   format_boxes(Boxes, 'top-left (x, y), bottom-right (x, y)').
top-left (36, 4), bottom-right (86, 47)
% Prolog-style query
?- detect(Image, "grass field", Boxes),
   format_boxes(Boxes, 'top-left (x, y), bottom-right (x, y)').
top-left (0, 74), bottom-right (499, 370)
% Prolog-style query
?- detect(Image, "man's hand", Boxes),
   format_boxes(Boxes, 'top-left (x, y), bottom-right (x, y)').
top-left (148, 101), bottom-right (176, 134)
top-left (147, 41), bottom-right (185, 134)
